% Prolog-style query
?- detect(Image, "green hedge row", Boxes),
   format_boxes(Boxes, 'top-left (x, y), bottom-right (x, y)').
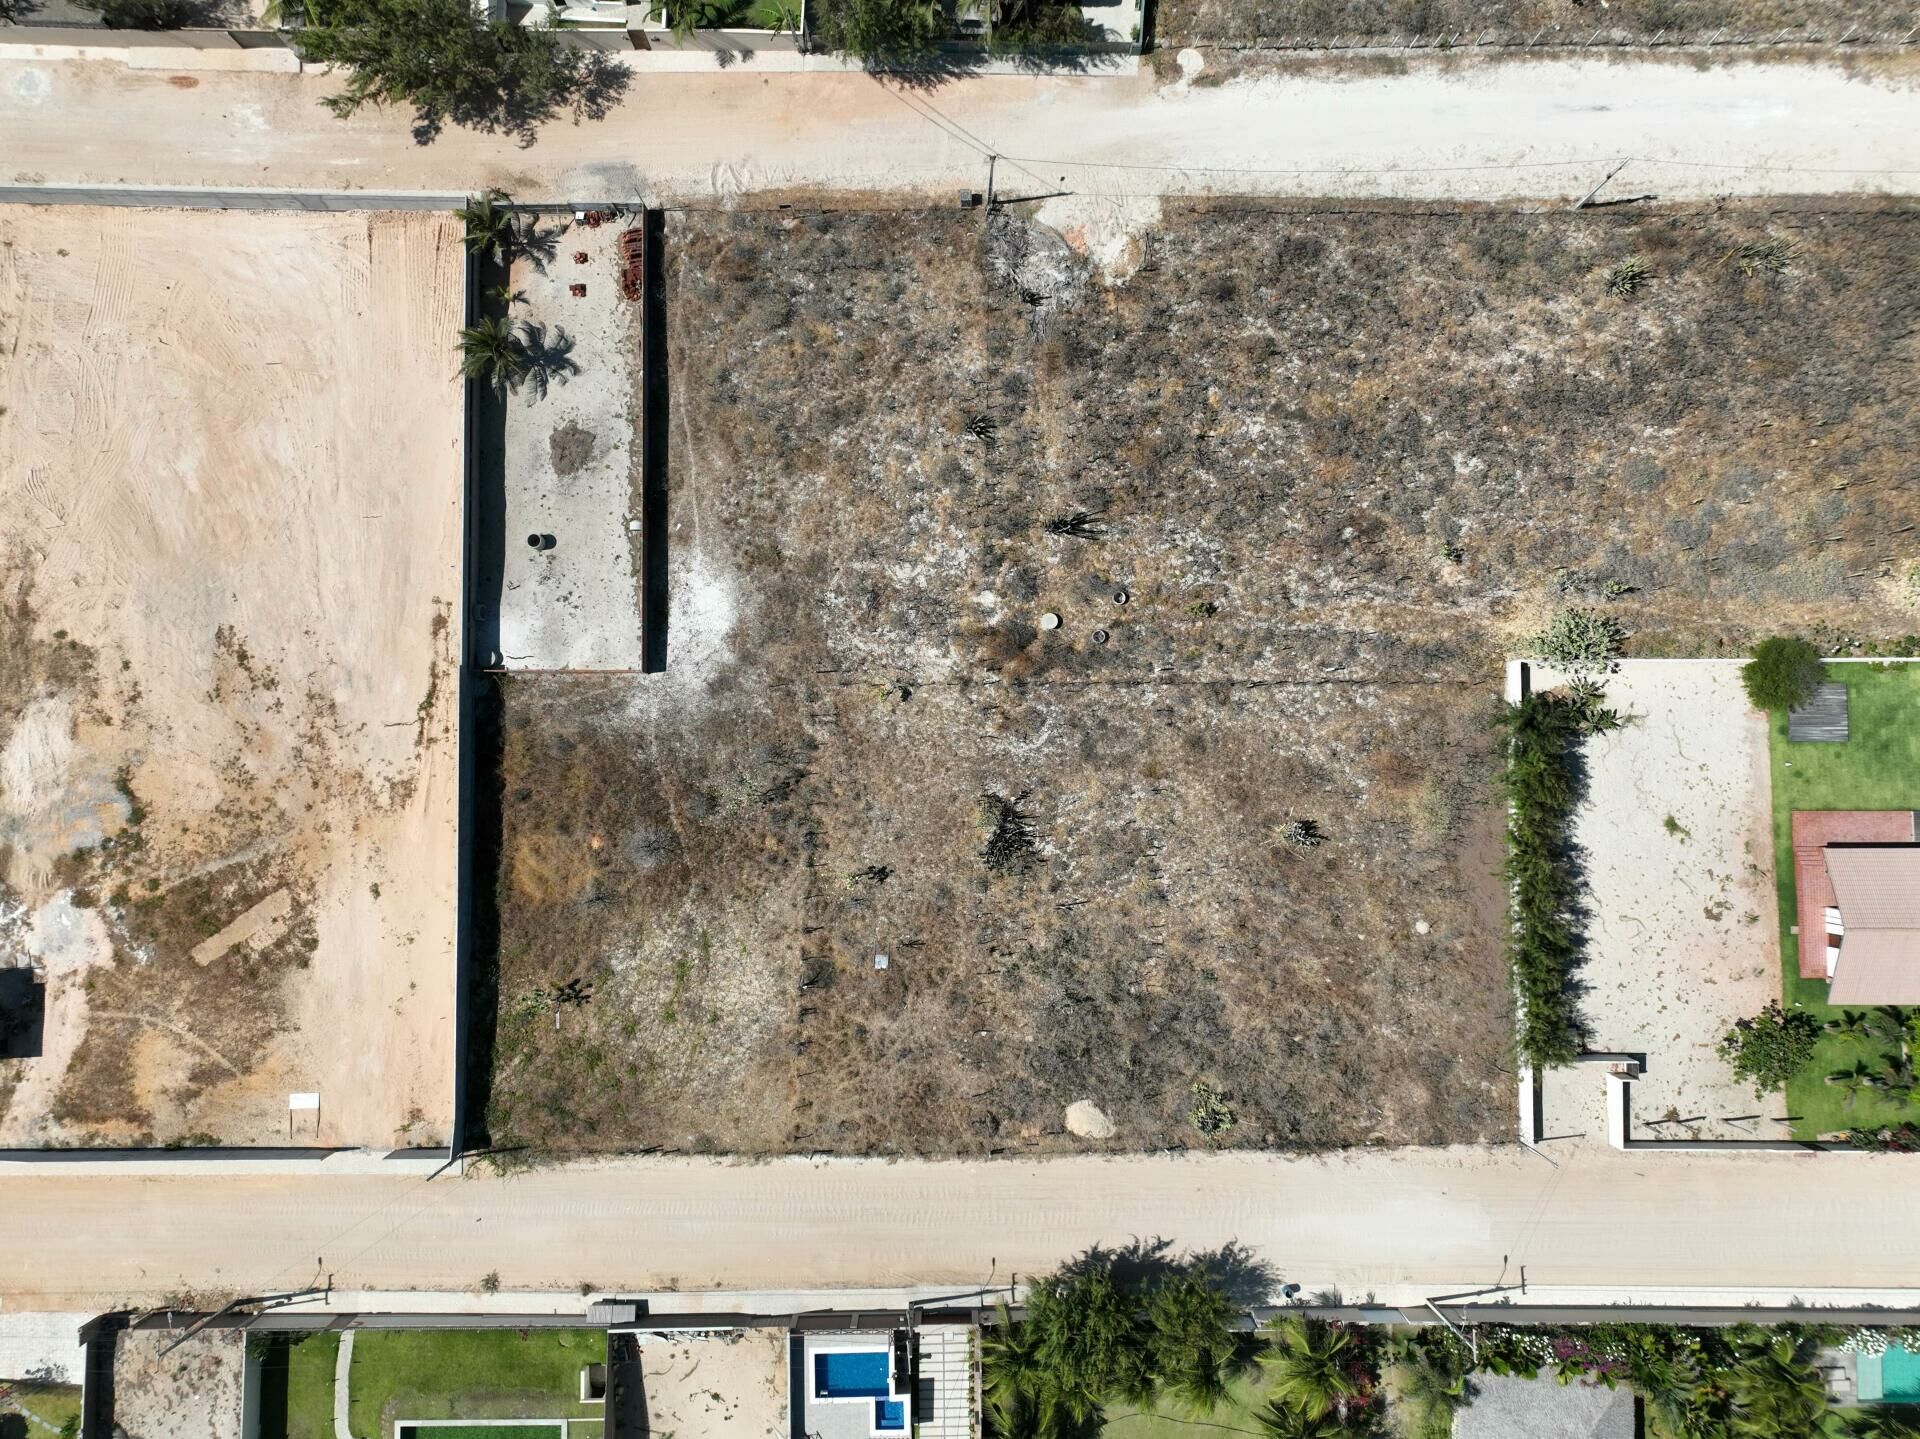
top-left (1496, 687), bottom-right (1619, 1068)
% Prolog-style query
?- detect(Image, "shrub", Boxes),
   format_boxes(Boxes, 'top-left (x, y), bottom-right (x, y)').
top-left (1718, 1002), bottom-right (1820, 1096)
top-left (1740, 636), bottom-right (1826, 711)
top-left (1525, 606), bottom-right (1623, 680)
top-left (1604, 257), bottom-right (1652, 297)
top-left (1732, 239), bottom-right (1793, 278)
top-left (812, 0), bottom-right (945, 58)
top-left (1188, 1081), bottom-right (1236, 1135)
top-left (1494, 686), bottom-right (1623, 1067)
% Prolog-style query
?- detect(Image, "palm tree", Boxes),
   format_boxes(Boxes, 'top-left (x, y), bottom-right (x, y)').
top-left (1252, 1398), bottom-right (1353, 1439)
top-left (1826, 1010), bottom-right (1874, 1041)
top-left (1850, 1407), bottom-right (1920, 1438)
top-left (1259, 1317), bottom-right (1363, 1421)
top-left (456, 317), bottom-right (530, 388)
top-left (1385, 1336), bottom-right (1469, 1439)
top-left (456, 189), bottom-right (516, 263)
top-left (766, 0), bottom-right (800, 30)
top-left (1724, 1333), bottom-right (1840, 1439)
top-left (1828, 1060), bottom-right (1879, 1111)
top-left (1622, 1340), bottom-right (1706, 1439)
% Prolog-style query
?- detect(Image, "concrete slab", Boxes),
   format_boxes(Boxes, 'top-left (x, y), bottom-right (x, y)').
top-left (493, 214), bottom-right (644, 672)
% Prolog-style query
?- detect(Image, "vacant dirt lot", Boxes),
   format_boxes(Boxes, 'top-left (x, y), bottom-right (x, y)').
top-left (479, 201), bottom-right (1918, 1158)
top-left (1154, 0), bottom-right (1917, 46)
top-left (0, 206), bottom-right (464, 1148)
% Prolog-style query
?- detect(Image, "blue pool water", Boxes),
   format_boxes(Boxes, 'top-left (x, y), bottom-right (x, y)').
top-left (1882, 1346), bottom-right (1920, 1403)
top-left (875, 1399), bottom-right (906, 1431)
top-left (815, 1349), bottom-right (892, 1399)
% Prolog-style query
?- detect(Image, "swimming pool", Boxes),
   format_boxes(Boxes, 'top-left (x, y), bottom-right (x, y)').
top-left (874, 1398), bottom-right (906, 1431)
top-left (815, 1349), bottom-right (893, 1400)
top-left (1860, 1345), bottom-right (1920, 1404)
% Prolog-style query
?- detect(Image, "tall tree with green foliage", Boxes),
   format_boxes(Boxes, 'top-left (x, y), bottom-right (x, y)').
top-left (1025, 1264), bottom-right (1154, 1422)
top-left (291, 0), bottom-right (626, 142)
top-left (1145, 1269), bottom-right (1240, 1416)
top-left (1741, 635), bottom-right (1826, 712)
top-left (812, 0), bottom-right (944, 59)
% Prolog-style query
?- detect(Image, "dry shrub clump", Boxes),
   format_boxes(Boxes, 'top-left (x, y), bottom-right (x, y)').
top-left (483, 201), bottom-right (1917, 1157)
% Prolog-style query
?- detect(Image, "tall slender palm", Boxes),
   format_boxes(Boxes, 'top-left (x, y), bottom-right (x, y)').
top-left (1850, 1407), bottom-right (1920, 1438)
top-left (1386, 1336), bottom-right (1469, 1439)
top-left (1624, 1341), bottom-right (1706, 1439)
top-left (1825, 1010), bottom-right (1874, 1042)
top-left (1828, 1060), bottom-right (1879, 1111)
top-left (456, 189), bottom-right (516, 263)
top-left (1252, 1398), bottom-right (1352, 1439)
top-left (455, 316), bottom-right (529, 388)
top-left (1258, 1317), bottom-right (1363, 1421)
top-left (1724, 1333), bottom-right (1840, 1439)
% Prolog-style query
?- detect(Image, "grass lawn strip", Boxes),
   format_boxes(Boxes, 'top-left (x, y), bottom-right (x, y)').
top-left (252, 1333), bottom-right (340, 1439)
top-left (347, 1330), bottom-right (605, 1439)
top-left (398, 1428), bottom-right (563, 1439)
top-left (1100, 1362), bottom-right (1270, 1438)
top-left (6, 1383), bottom-right (84, 1434)
top-left (1767, 663), bottom-right (1920, 1138)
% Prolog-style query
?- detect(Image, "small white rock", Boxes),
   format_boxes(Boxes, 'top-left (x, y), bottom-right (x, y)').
top-left (1414, 920), bottom-right (1431, 936)
top-left (1039, 612), bottom-right (1061, 631)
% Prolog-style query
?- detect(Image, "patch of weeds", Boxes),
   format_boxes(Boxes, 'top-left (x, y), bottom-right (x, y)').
top-left (1731, 239), bottom-right (1793, 278)
top-left (978, 791), bottom-right (1039, 874)
top-left (1663, 814), bottom-right (1690, 841)
top-left (1188, 1081), bottom-right (1236, 1135)
top-left (1526, 606), bottom-right (1624, 680)
top-left (1604, 257), bottom-right (1653, 298)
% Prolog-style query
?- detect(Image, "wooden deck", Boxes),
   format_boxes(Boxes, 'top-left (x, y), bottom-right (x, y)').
top-left (1788, 682), bottom-right (1851, 742)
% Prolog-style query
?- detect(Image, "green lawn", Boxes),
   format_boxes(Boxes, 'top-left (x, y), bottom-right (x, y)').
top-left (6, 1382), bottom-right (83, 1435)
top-left (1102, 1364), bottom-right (1270, 1439)
top-left (1767, 662), bottom-right (1920, 1138)
top-left (347, 1329), bottom-right (605, 1439)
top-left (255, 1332), bottom-right (341, 1439)
top-left (397, 1428), bottom-right (563, 1439)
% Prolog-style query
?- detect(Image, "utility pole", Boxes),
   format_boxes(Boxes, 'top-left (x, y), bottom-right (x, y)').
top-left (984, 154), bottom-right (997, 213)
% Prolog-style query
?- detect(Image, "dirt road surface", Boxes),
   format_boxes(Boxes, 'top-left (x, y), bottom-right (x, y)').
top-left (1, 55), bottom-right (1917, 207)
top-left (4, 1148), bottom-right (1920, 1311)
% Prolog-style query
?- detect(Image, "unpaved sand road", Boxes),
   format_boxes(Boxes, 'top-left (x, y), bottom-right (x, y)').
top-left (3, 1148), bottom-right (1920, 1311)
top-left (0, 54), bottom-right (1917, 207)
top-left (0, 206), bottom-right (462, 1148)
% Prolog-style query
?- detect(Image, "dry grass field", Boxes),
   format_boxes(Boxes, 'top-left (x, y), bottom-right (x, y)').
top-left (1153, 0), bottom-right (1917, 46)
top-left (478, 200), bottom-right (1919, 1158)
top-left (0, 206), bottom-right (464, 1149)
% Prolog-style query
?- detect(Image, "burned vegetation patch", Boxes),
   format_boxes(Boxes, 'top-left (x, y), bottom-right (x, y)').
top-left (481, 201), bottom-right (1917, 1158)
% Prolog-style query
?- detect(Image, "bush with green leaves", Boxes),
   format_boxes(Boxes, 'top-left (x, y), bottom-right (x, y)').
top-left (1525, 606), bottom-right (1624, 680)
top-left (1495, 685), bottom-right (1622, 1068)
top-left (1718, 1001), bottom-right (1821, 1096)
top-left (1741, 635), bottom-right (1826, 712)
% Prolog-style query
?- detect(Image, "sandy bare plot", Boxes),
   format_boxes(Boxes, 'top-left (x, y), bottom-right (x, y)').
top-left (635, 1329), bottom-right (787, 1439)
top-left (1536, 660), bottom-right (1782, 1143)
top-left (110, 1328), bottom-right (245, 1439)
top-left (0, 205), bottom-right (464, 1148)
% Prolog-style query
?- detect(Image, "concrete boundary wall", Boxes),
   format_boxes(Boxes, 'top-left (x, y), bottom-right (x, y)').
top-left (0, 184), bottom-right (467, 211)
